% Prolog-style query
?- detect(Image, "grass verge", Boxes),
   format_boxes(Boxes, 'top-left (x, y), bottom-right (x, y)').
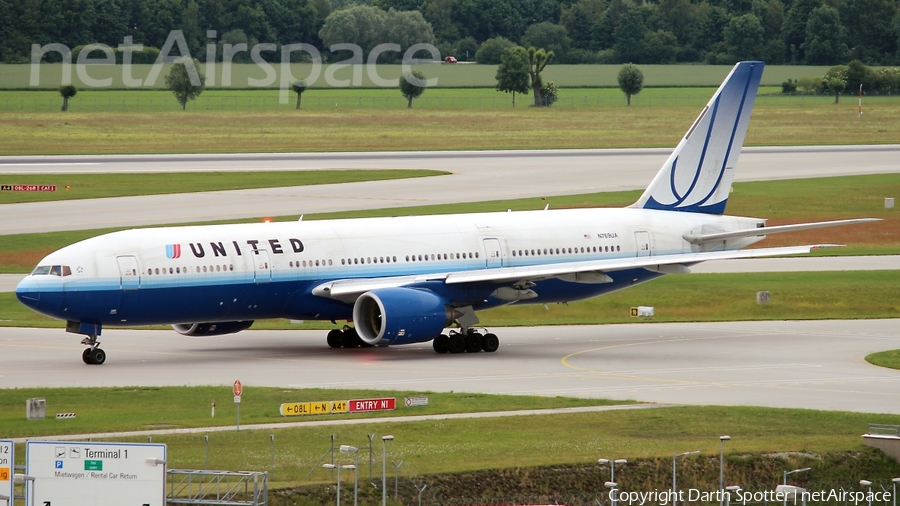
top-left (866, 349), bottom-right (900, 370)
top-left (1, 174), bottom-right (897, 273)
top-left (0, 169), bottom-right (445, 205)
top-left (1, 101), bottom-right (898, 155)
top-left (0, 387), bottom-right (627, 439)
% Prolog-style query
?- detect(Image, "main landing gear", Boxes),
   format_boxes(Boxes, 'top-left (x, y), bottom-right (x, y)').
top-left (80, 334), bottom-right (106, 365)
top-left (326, 326), bottom-right (373, 349)
top-left (432, 329), bottom-right (499, 354)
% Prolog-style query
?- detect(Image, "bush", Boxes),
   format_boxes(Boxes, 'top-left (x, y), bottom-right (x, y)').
top-left (475, 37), bottom-right (515, 64)
top-left (595, 49), bottom-right (616, 64)
top-left (781, 78), bottom-right (797, 93)
top-left (455, 37), bottom-right (478, 61)
top-left (540, 80), bottom-right (559, 106)
top-left (877, 67), bottom-right (900, 91)
top-left (563, 48), bottom-right (596, 64)
top-left (797, 76), bottom-right (823, 93)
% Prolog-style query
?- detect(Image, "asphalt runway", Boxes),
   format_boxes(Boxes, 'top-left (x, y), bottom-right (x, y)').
top-left (2, 145), bottom-right (899, 234)
top-left (2, 320), bottom-right (898, 414)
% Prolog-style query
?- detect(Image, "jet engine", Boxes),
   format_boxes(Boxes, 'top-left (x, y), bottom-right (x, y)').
top-left (172, 321), bottom-right (254, 336)
top-left (353, 287), bottom-right (458, 346)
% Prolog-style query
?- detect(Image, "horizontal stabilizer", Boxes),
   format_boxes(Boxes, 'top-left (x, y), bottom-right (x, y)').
top-left (683, 218), bottom-right (880, 244)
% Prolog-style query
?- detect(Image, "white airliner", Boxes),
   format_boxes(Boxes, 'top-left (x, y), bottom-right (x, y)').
top-left (16, 61), bottom-right (875, 365)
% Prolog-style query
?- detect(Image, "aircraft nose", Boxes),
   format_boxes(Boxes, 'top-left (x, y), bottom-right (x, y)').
top-left (15, 275), bottom-right (41, 309)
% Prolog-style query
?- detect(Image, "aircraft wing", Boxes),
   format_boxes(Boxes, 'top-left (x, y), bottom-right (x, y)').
top-left (312, 244), bottom-right (836, 302)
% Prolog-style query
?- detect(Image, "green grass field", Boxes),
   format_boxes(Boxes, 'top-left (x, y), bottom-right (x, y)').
top-left (2, 63), bottom-right (834, 90)
top-left (2, 100), bottom-right (897, 155)
top-left (2, 86), bottom-right (892, 112)
top-left (0, 387), bottom-right (626, 439)
top-left (0, 169), bottom-right (444, 204)
top-left (866, 349), bottom-right (900, 370)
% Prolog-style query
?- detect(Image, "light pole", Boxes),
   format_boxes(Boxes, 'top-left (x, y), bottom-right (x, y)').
top-left (606, 481), bottom-right (619, 506)
top-left (382, 435), bottom-right (393, 506)
top-left (725, 485), bottom-right (741, 506)
top-left (322, 464), bottom-right (356, 506)
top-left (598, 458), bottom-right (628, 482)
top-left (719, 435), bottom-right (731, 506)
top-left (673, 451), bottom-right (700, 506)
top-left (323, 464), bottom-right (341, 506)
top-left (783, 467), bottom-right (811, 506)
top-left (341, 445), bottom-right (360, 506)
top-left (860, 480), bottom-right (873, 506)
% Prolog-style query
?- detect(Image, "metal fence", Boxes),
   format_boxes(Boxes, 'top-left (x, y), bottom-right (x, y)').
top-left (167, 469), bottom-right (268, 506)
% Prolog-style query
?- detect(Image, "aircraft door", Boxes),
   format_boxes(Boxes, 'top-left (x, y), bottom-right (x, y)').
top-left (116, 255), bottom-right (141, 290)
top-left (482, 238), bottom-right (503, 268)
top-left (634, 231), bottom-right (652, 257)
top-left (253, 249), bottom-right (272, 284)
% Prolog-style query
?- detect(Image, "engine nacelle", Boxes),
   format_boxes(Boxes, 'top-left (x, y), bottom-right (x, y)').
top-left (172, 321), bottom-right (254, 337)
top-left (353, 288), bottom-right (457, 346)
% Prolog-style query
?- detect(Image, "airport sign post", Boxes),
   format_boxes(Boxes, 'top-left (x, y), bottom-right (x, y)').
top-left (0, 440), bottom-right (13, 504)
top-left (26, 441), bottom-right (166, 506)
top-left (234, 380), bottom-right (242, 431)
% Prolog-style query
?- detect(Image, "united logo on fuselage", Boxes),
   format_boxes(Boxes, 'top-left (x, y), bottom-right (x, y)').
top-left (166, 244), bottom-right (182, 259)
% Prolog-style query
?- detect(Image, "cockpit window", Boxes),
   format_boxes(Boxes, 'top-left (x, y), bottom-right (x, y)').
top-left (31, 265), bottom-right (72, 276)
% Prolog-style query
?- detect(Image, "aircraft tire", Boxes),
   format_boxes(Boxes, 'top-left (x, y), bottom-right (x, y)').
top-left (82, 348), bottom-right (93, 364)
top-left (448, 334), bottom-right (466, 354)
top-left (433, 334), bottom-right (450, 353)
top-left (342, 328), bottom-right (360, 348)
top-left (326, 329), bottom-right (343, 348)
top-left (89, 348), bottom-right (106, 365)
top-left (465, 332), bottom-right (483, 353)
top-left (482, 333), bottom-right (499, 353)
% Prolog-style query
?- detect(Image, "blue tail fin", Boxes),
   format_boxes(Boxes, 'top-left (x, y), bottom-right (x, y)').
top-left (631, 61), bottom-right (764, 214)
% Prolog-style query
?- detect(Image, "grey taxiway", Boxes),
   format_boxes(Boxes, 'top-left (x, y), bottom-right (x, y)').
top-left (1, 320), bottom-right (898, 414)
top-left (1, 145), bottom-right (899, 234)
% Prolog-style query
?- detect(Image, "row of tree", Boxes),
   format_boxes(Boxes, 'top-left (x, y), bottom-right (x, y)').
top-left (4, 0), bottom-right (900, 66)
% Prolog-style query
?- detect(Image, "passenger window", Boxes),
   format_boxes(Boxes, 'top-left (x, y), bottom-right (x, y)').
top-left (475, 252), bottom-right (479, 258)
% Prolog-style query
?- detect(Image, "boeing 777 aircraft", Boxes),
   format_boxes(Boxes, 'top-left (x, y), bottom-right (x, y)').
top-left (16, 61), bottom-right (875, 365)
